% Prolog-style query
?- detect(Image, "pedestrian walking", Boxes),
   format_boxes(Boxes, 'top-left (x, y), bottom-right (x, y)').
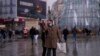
top-left (84, 28), bottom-right (91, 36)
top-left (8, 29), bottom-right (13, 41)
top-left (12, 30), bottom-right (16, 41)
top-left (29, 27), bottom-right (38, 45)
top-left (1, 29), bottom-right (6, 40)
top-left (72, 27), bottom-right (77, 42)
top-left (34, 28), bottom-right (39, 45)
top-left (62, 26), bottom-right (69, 42)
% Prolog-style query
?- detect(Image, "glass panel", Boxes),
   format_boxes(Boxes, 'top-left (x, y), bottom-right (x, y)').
top-left (53, 0), bottom-right (100, 29)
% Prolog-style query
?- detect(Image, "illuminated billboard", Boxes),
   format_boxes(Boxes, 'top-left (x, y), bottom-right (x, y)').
top-left (17, 0), bottom-right (46, 19)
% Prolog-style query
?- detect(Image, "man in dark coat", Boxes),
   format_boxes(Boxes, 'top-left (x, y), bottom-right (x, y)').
top-left (62, 26), bottom-right (69, 42)
top-left (29, 27), bottom-right (37, 45)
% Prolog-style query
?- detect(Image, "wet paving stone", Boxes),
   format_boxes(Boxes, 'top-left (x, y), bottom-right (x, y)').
top-left (0, 35), bottom-right (100, 56)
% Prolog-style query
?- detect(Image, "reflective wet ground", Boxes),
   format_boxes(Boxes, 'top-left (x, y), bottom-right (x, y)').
top-left (0, 35), bottom-right (100, 56)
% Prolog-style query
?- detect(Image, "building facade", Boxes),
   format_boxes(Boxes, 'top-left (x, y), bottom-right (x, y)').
top-left (17, 0), bottom-right (46, 19)
top-left (0, 0), bottom-right (46, 19)
top-left (53, 0), bottom-right (100, 29)
top-left (0, 0), bottom-right (46, 30)
top-left (0, 0), bottom-right (17, 18)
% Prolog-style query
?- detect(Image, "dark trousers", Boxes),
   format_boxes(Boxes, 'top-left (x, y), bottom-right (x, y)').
top-left (47, 48), bottom-right (56, 56)
top-left (64, 35), bottom-right (67, 42)
top-left (9, 35), bottom-right (12, 39)
top-left (73, 34), bottom-right (77, 41)
top-left (2, 34), bottom-right (6, 39)
top-left (30, 35), bottom-right (34, 44)
top-left (42, 47), bottom-right (47, 56)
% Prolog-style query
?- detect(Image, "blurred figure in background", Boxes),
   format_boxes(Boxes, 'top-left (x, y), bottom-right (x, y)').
top-left (39, 20), bottom-right (47, 56)
top-left (1, 29), bottom-right (6, 41)
top-left (29, 27), bottom-right (36, 45)
top-left (62, 26), bottom-right (69, 54)
top-left (39, 20), bottom-right (46, 46)
top-left (8, 29), bottom-right (13, 41)
top-left (83, 28), bottom-right (91, 36)
top-left (72, 27), bottom-right (77, 42)
top-left (34, 28), bottom-right (39, 45)
top-left (62, 26), bottom-right (69, 42)
top-left (12, 30), bottom-right (16, 41)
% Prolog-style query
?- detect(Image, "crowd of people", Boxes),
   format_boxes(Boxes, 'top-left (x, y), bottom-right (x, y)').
top-left (0, 28), bottom-right (23, 43)
top-left (0, 29), bottom-right (12, 41)
top-left (29, 19), bottom-right (100, 56)
top-left (29, 19), bottom-right (62, 56)
top-left (0, 19), bottom-right (100, 56)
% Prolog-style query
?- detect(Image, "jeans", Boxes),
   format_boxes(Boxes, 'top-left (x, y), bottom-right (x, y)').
top-left (31, 35), bottom-right (34, 44)
top-left (63, 35), bottom-right (67, 42)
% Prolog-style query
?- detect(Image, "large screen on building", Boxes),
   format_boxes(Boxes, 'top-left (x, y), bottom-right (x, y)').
top-left (17, 0), bottom-right (46, 19)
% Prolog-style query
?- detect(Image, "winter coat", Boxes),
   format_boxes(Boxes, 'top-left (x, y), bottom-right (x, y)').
top-left (44, 26), bottom-right (61, 48)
